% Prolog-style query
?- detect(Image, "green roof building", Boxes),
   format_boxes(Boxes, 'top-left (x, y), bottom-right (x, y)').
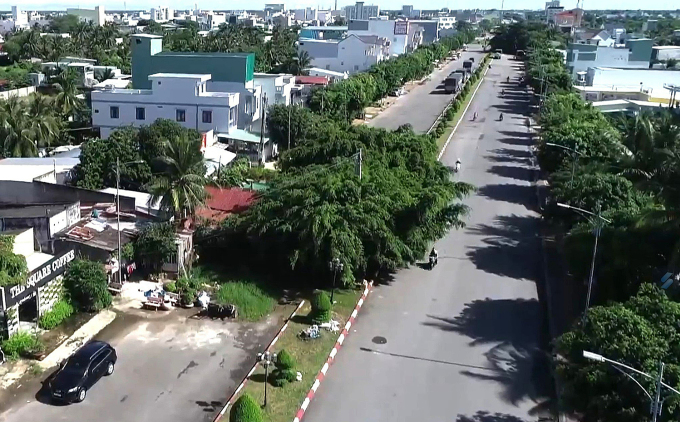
top-left (130, 34), bottom-right (262, 131)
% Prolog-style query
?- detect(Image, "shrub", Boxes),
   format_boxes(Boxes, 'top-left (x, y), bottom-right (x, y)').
top-left (63, 259), bottom-right (112, 312)
top-left (1, 331), bottom-right (45, 360)
top-left (164, 281), bottom-right (177, 293)
top-left (38, 300), bottom-right (74, 330)
top-left (215, 281), bottom-right (275, 321)
top-left (311, 291), bottom-right (332, 324)
top-left (270, 368), bottom-right (297, 387)
top-left (176, 275), bottom-right (202, 306)
top-left (276, 348), bottom-right (295, 370)
top-left (229, 393), bottom-right (263, 422)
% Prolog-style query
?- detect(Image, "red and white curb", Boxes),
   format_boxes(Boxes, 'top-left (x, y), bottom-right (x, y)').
top-left (293, 281), bottom-right (373, 422)
top-left (213, 300), bottom-right (306, 422)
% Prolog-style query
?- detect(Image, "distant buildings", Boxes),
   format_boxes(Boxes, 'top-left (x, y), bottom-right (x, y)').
top-left (348, 19), bottom-right (422, 56)
top-left (567, 38), bottom-right (654, 81)
top-left (66, 5), bottom-right (106, 26)
top-left (345, 1), bottom-right (380, 20)
top-left (297, 35), bottom-right (390, 75)
top-left (545, 0), bottom-right (563, 23)
top-left (150, 6), bottom-right (174, 22)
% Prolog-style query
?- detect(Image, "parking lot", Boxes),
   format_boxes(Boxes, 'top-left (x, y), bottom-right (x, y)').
top-left (0, 309), bottom-right (284, 422)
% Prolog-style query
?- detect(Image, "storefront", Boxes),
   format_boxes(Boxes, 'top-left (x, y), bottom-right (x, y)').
top-left (0, 249), bottom-right (75, 337)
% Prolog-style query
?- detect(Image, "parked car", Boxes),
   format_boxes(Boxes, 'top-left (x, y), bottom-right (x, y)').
top-left (493, 52), bottom-right (501, 59)
top-left (48, 341), bottom-right (117, 403)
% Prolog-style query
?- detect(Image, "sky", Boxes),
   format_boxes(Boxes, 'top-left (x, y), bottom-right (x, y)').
top-left (8, 0), bottom-right (680, 12)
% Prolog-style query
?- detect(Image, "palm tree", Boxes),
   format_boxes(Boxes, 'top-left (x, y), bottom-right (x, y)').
top-left (147, 135), bottom-right (209, 220)
top-left (27, 94), bottom-right (60, 150)
top-left (292, 50), bottom-right (312, 75)
top-left (53, 69), bottom-right (82, 121)
top-left (0, 96), bottom-right (39, 157)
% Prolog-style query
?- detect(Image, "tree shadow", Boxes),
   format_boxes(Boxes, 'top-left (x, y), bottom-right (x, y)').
top-left (476, 184), bottom-right (536, 210)
top-left (485, 148), bottom-right (533, 165)
top-left (499, 130), bottom-right (531, 140)
top-left (498, 137), bottom-right (530, 146)
top-left (455, 411), bottom-right (531, 422)
top-left (464, 214), bottom-right (541, 280)
top-left (488, 165), bottom-right (535, 182)
top-left (424, 297), bottom-right (552, 409)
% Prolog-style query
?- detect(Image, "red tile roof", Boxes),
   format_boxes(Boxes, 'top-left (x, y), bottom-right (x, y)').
top-left (195, 186), bottom-right (257, 223)
top-left (296, 75), bottom-right (329, 85)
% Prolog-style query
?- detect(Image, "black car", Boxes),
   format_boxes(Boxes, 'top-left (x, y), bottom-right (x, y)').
top-left (48, 340), bottom-right (117, 403)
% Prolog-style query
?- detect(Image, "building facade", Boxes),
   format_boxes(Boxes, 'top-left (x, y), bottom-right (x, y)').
top-left (66, 5), bottom-right (106, 26)
top-left (345, 1), bottom-right (379, 20)
top-left (298, 34), bottom-right (390, 74)
top-left (253, 73), bottom-right (295, 106)
top-left (348, 19), bottom-right (421, 56)
top-left (567, 39), bottom-right (653, 79)
top-left (91, 73), bottom-right (239, 139)
top-left (130, 34), bottom-right (262, 131)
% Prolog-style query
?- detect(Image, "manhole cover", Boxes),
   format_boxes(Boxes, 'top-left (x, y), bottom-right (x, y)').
top-left (372, 336), bottom-right (387, 344)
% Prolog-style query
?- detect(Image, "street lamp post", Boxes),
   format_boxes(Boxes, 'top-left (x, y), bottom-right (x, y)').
top-left (328, 258), bottom-right (344, 304)
top-left (544, 142), bottom-right (582, 186)
top-left (557, 203), bottom-right (611, 324)
top-left (116, 158), bottom-right (144, 285)
top-left (256, 351), bottom-right (277, 407)
top-left (583, 351), bottom-right (680, 422)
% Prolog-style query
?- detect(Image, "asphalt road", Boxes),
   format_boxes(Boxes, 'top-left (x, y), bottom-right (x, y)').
top-left (304, 54), bottom-right (552, 422)
top-left (0, 309), bottom-right (279, 422)
top-left (368, 47), bottom-right (485, 134)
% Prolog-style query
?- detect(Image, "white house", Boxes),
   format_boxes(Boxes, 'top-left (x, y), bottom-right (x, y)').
top-left (437, 16), bottom-right (456, 30)
top-left (348, 19), bottom-right (422, 56)
top-left (253, 73), bottom-right (295, 106)
top-left (574, 29), bottom-right (614, 47)
top-left (91, 73), bottom-right (239, 140)
top-left (298, 34), bottom-right (390, 74)
top-left (66, 5), bottom-right (106, 26)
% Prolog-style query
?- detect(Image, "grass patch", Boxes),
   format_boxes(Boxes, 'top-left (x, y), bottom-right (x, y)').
top-left (191, 265), bottom-right (277, 322)
top-left (215, 282), bottom-right (276, 321)
top-left (437, 67), bottom-right (487, 151)
top-left (238, 288), bottom-right (363, 422)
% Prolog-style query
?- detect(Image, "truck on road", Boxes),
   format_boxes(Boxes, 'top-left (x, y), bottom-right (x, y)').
top-left (462, 60), bottom-right (473, 73)
top-left (444, 72), bottom-right (464, 94)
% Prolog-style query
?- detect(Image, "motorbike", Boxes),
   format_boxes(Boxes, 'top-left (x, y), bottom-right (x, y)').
top-left (499, 113), bottom-right (504, 121)
top-left (428, 255), bottom-right (437, 270)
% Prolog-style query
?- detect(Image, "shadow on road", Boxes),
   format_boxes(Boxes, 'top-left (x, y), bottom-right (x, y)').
top-left (487, 165), bottom-right (535, 182)
top-left (423, 296), bottom-right (552, 409)
top-left (456, 411), bottom-right (531, 422)
top-left (464, 214), bottom-right (541, 280)
top-left (476, 184), bottom-right (536, 210)
top-left (485, 148), bottom-right (532, 165)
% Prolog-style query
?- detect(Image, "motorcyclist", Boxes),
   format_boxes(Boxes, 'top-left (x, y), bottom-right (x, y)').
top-left (501, 89), bottom-right (505, 96)
top-left (506, 76), bottom-right (510, 83)
top-left (455, 158), bottom-right (461, 173)
top-left (499, 113), bottom-right (504, 121)
top-left (429, 247), bottom-right (438, 266)
top-left (473, 112), bottom-right (478, 120)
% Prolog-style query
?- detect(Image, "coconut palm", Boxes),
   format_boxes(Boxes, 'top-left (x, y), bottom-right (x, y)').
top-left (147, 135), bottom-right (209, 220)
top-left (53, 68), bottom-right (83, 120)
top-left (0, 96), bottom-right (39, 157)
top-left (27, 94), bottom-right (61, 150)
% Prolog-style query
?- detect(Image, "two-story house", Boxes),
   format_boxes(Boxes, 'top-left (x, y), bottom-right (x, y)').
top-left (91, 73), bottom-right (239, 140)
top-left (298, 34), bottom-right (391, 74)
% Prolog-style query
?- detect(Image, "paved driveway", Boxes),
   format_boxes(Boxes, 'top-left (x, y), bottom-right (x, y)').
top-left (367, 46), bottom-right (485, 133)
top-left (0, 309), bottom-right (282, 422)
top-left (304, 55), bottom-right (552, 422)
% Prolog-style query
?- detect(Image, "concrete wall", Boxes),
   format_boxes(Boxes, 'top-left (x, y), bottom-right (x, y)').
top-left (653, 47), bottom-right (680, 62)
top-left (0, 87), bottom-right (36, 100)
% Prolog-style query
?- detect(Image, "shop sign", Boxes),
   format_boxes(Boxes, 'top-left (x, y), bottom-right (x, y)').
top-left (2, 250), bottom-right (75, 309)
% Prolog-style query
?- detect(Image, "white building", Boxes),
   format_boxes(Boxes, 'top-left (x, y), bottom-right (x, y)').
top-left (345, 1), bottom-right (379, 20)
top-left (583, 67), bottom-right (680, 104)
top-left (253, 73), bottom-right (295, 106)
top-left (573, 29), bottom-right (614, 47)
top-left (437, 16), bottom-right (456, 30)
top-left (150, 6), bottom-right (174, 22)
top-left (306, 67), bottom-right (348, 82)
top-left (652, 46), bottom-right (680, 62)
top-left (198, 11), bottom-right (226, 30)
top-left (348, 19), bottom-right (422, 56)
top-left (67, 5), bottom-right (106, 26)
top-left (545, 0), bottom-right (563, 22)
top-left (91, 73), bottom-right (239, 140)
top-left (298, 34), bottom-right (390, 74)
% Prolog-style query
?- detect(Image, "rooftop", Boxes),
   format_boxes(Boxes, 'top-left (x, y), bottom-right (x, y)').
top-left (149, 73), bottom-right (212, 81)
top-left (302, 25), bottom-right (348, 31)
top-left (296, 75), bottom-right (330, 85)
top-left (195, 186), bottom-right (257, 223)
top-left (55, 216), bottom-right (136, 252)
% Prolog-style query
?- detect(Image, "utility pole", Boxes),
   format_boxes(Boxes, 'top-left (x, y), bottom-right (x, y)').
top-left (357, 148), bottom-right (362, 180)
top-left (116, 157), bottom-right (122, 286)
top-left (288, 102), bottom-right (291, 150)
top-left (652, 361), bottom-right (665, 422)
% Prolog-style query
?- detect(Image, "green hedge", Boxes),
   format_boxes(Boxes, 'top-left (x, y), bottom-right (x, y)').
top-left (310, 291), bottom-right (332, 324)
top-left (38, 300), bottom-right (74, 330)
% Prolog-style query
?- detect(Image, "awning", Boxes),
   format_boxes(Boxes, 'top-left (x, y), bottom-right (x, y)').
top-left (217, 129), bottom-right (269, 144)
top-left (203, 145), bottom-right (237, 175)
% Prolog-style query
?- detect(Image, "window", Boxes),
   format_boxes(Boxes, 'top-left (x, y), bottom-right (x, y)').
top-left (110, 106), bottom-right (119, 119)
top-left (229, 106), bottom-right (237, 126)
top-left (202, 110), bottom-right (212, 123)
top-left (326, 64), bottom-right (330, 70)
top-left (136, 107), bottom-right (145, 120)
top-left (176, 109), bottom-right (186, 122)
top-left (354, 65), bottom-right (359, 71)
